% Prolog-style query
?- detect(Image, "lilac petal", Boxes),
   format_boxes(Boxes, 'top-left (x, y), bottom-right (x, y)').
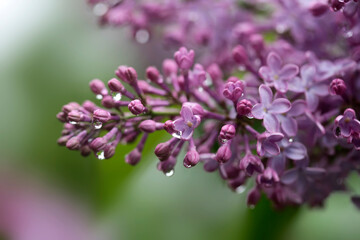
top-left (287, 100), bottom-right (306, 117)
top-left (273, 79), bottom-right (288, 93)
top-left (257, 141), bottom-right (265, 157)
top-left (264, 114), bottom-right (279, 132)
top-left (251, 103), bottom-right (265, 119)
top-left (315, 121), bottom-right (326, 135)
top-left (288, 77), bottom-right (305, 93)
top-left (350, 119), bottom-right (360, 133)
top-left (339, 120), bottom-right (351, 137)
top-left (173, 119), bottom-right (185, 131)
top-left (281, 117), bottom-right (298, 137)
top-left (269, 154), bottom-right (286, 174)
top-left (263, 140), bottom-right (280, 156)
top-left (279, 64), bottom-right (299, 80)
top-left (284, 142), bottom-right (307, 160)
top-left (300, 64), bottom-right (316, 85)
top-left (193, 115), bottom-right (201, 128)
top-left (281, 168), bottom-right (299, 185)
top-left (267, 52), bottom-right (282, 72)
top-left (259, 66), bottom-right (273, 83)
top-left (344, 108), bottom-right (356, 119)
top-left (267, 132), bottom-right (284, 142)
top-left (181, 105), bottom-right (193, 121)
top-left (259, 84), bottom-right (273, 107)
top-left (310, 84), bottom-right (329, 97)
top-left (268, 98), bottom-right (291, 114)
top-left (181, 126), bottom-right (193, 140)
top-left (305, 91), bottom-right (319, 112)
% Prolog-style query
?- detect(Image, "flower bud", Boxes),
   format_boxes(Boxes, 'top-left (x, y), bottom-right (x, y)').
top-left (93, 109), bottom-right (111, 122)
top-left (128, 99), bottom-right (146, 115)
top-left (89, 137), bottom-right (107, 152)
top-left (203, 158), bottom-right (219, 172)
top-left (174, 47), bottom-right (195, 70)
top-left (146, 66), bottom-right (160, 83)
top-left (104, 144), bottom-right (116, 159)
top-left (330, 78), bottom-right (346, 95)
top-left (309, 2), bottom-right (329, 16)
top-left (236, 99), bottom-right (252, 116)
top-left (80, 145), bottom-right (91, 157)
top-left (68, 110), bottom-right (83, 122)
top-left (108, 78), bottom-right (125, 92)
top-left (66, 136), bottom-right (81, 150)
top-left (124, 67), bottom-right (138, 84)
top-left (57, 135), bottom-right (72, 146)
top-left (215, 144), bottom-right (232, 163)
top-left (223, 79), bottom-right (245, 102)
top-left (220, 124), bottom-right (236, 141)
top-left (247, 187), bottom-right (261, 207)
top-left (249, 34), bottom-right (264, 52)
top-left (164, 120), bottom-right (175, 134)
top-left (62, 102), bottom-right (80, 114)
top-left (101, 95), bottom-right (115, 108)
top-left (56, 112), bottom-right (66, 122)
top-left (206, 63), bottom-right (223, 81)
top-left (162, 59), bottom-right (178, 77)
top-left (89, 79), bottom-right (107, 95)
top-left (239, 154), bottom-right (264, 176)
top-left (157, 156), bottom-right (176, 175)
top-left (256, 168), bottom-right (279, 187)
top-left (125, 148), bottom-right (142, 165)
top-left (82, 100), bottom-right (98, 112)
top-left (232, 45), bottom-right (248, 65)
top-left (155, 142), bottom-right (172, 161)
top-left (139, 120), bottom-right (157, 133)
top-left (183, 149), bottom-right (200, 168)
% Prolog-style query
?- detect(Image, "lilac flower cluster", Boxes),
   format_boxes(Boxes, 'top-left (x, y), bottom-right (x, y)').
top-left (57, 0), bottom-right (360, 209)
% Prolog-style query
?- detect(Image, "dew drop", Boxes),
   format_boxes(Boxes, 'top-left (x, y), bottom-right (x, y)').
top-left (246, 114), bottom-right (254, 119)
top-left (275, 23), bottom-right (287, 34)
top-left (87, 138), bottom-right (93, 143)
top-left (235, 185), bottom-right (246, 194)
top-left (93, 121), bottom-right (103, 129)
top-left (135, 29), bottom-right (150, 44)
top-left (69, 121), bottom-right (78, 125)
top-left (165, 169), bottom-right (174, 177)
top-left (96, 151), bottom-right (105, 160)
top-left (249, 205), bottom-right (255, 210)
top-left (184, 163), bottom-right (192, 168)
top-left (93, 3), bottom-right (108, 16)
top-left (288, 138), bottom-right (294, 143)
top-left (345, 31), bottom-right (353, 38)
top-left (221, 139), bottom-right (228, 144)
top-left (172, 131), bottom-right (182, 139)
top-left (96, 94), bottom-right (103, 100)
top-left (112, 92), bottom-right (122, 101)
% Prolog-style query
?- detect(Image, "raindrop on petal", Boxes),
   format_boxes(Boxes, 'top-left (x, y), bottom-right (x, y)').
top-left (96, 94), bottom-right (103, 100)
top-left (93, 121), bottom-right (103, 129)
top-left (69, 121), bottom-right (78, 125)
top-left (112, 92), bottom-right (122, 101)
top-left (165, 169), bottom-right (174, 177)
top-left (96, 151), bottom-right (105, 160)
top-left (235, 185), bottom-right (246, 194)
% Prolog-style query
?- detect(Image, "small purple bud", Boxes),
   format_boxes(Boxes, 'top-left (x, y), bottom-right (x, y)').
top-left (104, 144), bottom-right (116, 159)
top-left (247, 187), bottom-right (261, 207)
top-left (220, 125), bottom-right (236, 141)
top-left (206, 63), bottom-right (223, 81)
top-left (155, 142), bottom-right (172, 161)
top-left (239, 154), bottom-right (264, 176)
top-left (62, 102), bottom-right (80, 114)
top-left (257, 168), bottom-right (280, 187)
top-left (164, 120), bottom-right (176, 134)
top-left (203, 159), bottom-right (219, 172)
top-left (128, 99), bottom-right (146, 115)
top-left (236, 99), bottom-right (253, 116)
top-left (82, 100), bottom-right (98, 112)
top-left (89, 79), bottom-right (107, 95)
top-left (146, 66), bottom-right (160, 83)
top-left (66, 136), bottom-right (81, 150)
top-left (183, 149), bottom-right (200, 168)
top-left (157, 156), bottom-right (176, 175)
top-left (330, 78), bottom-right (346, 95)
top-left (93, 109), bottom-right (111, 122)
top-left (162, 59), bottom-right (178, 77)
top-left (89, 137), bottom-right (107, 152)
top-left (174, 47), bottom-right (195, 70)
top-left (215, 144), bottom-right (232, 163)
top-left (115, 65), bottom-right (127, 81)
top-left (232, 45), bottom-right (248, 65)
top-left (56, 112), bottom-right (66, 122)
top-left (68, 110), bottom-right (82, 122)
top-left (80, 145), bottom-right (91, 157)
top-left (139, 120), bottom-right (157, 133)
top-left (125, 148), bottom-right (142, 165)
top-left (249, 34), bottom-right (264, 52)
top-left (101, 95), bottom-right (115, 108)
top-left (309, 2), bottom-right (329, 16)
top-left (124, 67), bottom-right (138, 84)
top-left (108, 78), bottom-right (125, 92)
top-left (57, 135), bottom-right (72, 146)
top-left (223, 78), bottom-right (245, 102)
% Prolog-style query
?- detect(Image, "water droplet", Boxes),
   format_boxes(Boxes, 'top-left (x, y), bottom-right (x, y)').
top-left (93, 121), bottom-right (103, 129)
top-left (345, 31), bottom-right (353, 38)
top-left (87, 138), bottom-right (93, 143)
top-left (135, 29), bottom-right (150, 44)
top-left (276, 23), bottom-right (287, 34)
top-left (235, 185), bottom-right (246, 194)
top-left (288, 138), bottom-right (294, 143)
top-left (96, 94), bottom-right (103, 100)
top-left (204, 75), bottom-right (212, 86)
top-left (112, 92), bottom-right (122, 101)
top-left (198, 87), bottom-right (204, 92)
top-left (165, 169), bottom-right (174, 177)
top-left (172, 131), bottom-right (182, 139)
top-left (241, 93), bottom-right (244, 97)
top-left (249, 205), bottom-right (255, 210)
top-left (246, 114), bottom-right (254, 119)
top-left (93, 3), bottom-right (108, 16)
top-left (96, 151), bottom-right (105, 160)
top-left (221, 139), bottom-right (228, 144)
top-left (69, 121), bottom-right (78, 125)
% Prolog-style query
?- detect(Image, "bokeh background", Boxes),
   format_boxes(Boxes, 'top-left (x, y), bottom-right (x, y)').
top-left (1, 0), bottom-right (360, 239)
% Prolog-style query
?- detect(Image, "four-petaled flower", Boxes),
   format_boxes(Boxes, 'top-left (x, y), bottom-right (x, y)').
top-left (173, 105), bottom-right (201, 140)
top-left (259, 52), bottom-right (299, 92)
top-left (252, 84), bottom-right (291, 132)
top-left (256, 132), bottom-right (284, 157)
top-left (334, 108), bottom-right (360, 138)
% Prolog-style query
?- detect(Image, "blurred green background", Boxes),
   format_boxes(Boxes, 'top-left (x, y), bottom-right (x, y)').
top-left (1, 0), bottom-right (360, 239)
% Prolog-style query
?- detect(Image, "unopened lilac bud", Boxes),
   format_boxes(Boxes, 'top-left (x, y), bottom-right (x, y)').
top-left (108, 78), bottom-right (125, 92)
top-left (215, 144), bottom-right (232, 163)
top-left (162, 59), bottom-right (178, 76)
top-left (57, 135), bottom-right (72, 146)
top-left (57, 112), bottom-right (66, 122)
top-left (125, 148), bottom-right (141, 165)
top-left (247, 187), bottom-right (261, 207)
top-left (93, 109), bottom-right (111, 122)
top-left (157, 156), bottom-right (176, 175)
top-left (124, 67), bottom-right (138, 84)
top-left (257, 168), bottom-right (280, 187)
top-left (330, 78), bottom-right (346, 95)
top-left (164, 120), bottom-right (175, 134)
top-left (128, 99), bottom-right (145, 115)
top-left (220, 125), bottom-right (236, 141)
top-left (66, 136), bottom-right (81, 150)
top-left (115, 65), bottom-right (127, 81)
top-left (206, 63), bottom-right (223, 81)
top-left (232, 45), bottom-right (248, 65)
top-left (227, 172), bottom-right (246, 190)
top-left (249, 34), bottom-right (264, 52)
top-left (89, 137), bottom-right (107, 152)
top-left (89, 79), bottom-right (107, 95)
top-left (233, 22), bottom-right (256, 40)
top-left (62, 102), bottom-right (80, 114)
top-left (104, 144), bottom-right (116, 159)
top-left (183, 149), bottom-right (200, 168)
top-left (309, 2), bottom-right (329, 16)
top-left (146, 66), bottom-right (160, 83)
top-left (236, 99), bottom-right (252, 116)
top-left (223, 79), bottom-right (245, 102)
top-left (101, 95), bottom-right (114, 108)
top-left (80, 145), bottom-right (91, 157)
top-left (203, 159), bottom-right (219, 172)
top-left (139, 120), bottom-right (157, 133)
top-left (68, 110), bottom-right (82, 122)
top-left (155, 142), bottom-right (172, 161)
top-left (82, 100), bottom-right (97, 112)
top-left (174, 47), bottom-right (195, 70)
